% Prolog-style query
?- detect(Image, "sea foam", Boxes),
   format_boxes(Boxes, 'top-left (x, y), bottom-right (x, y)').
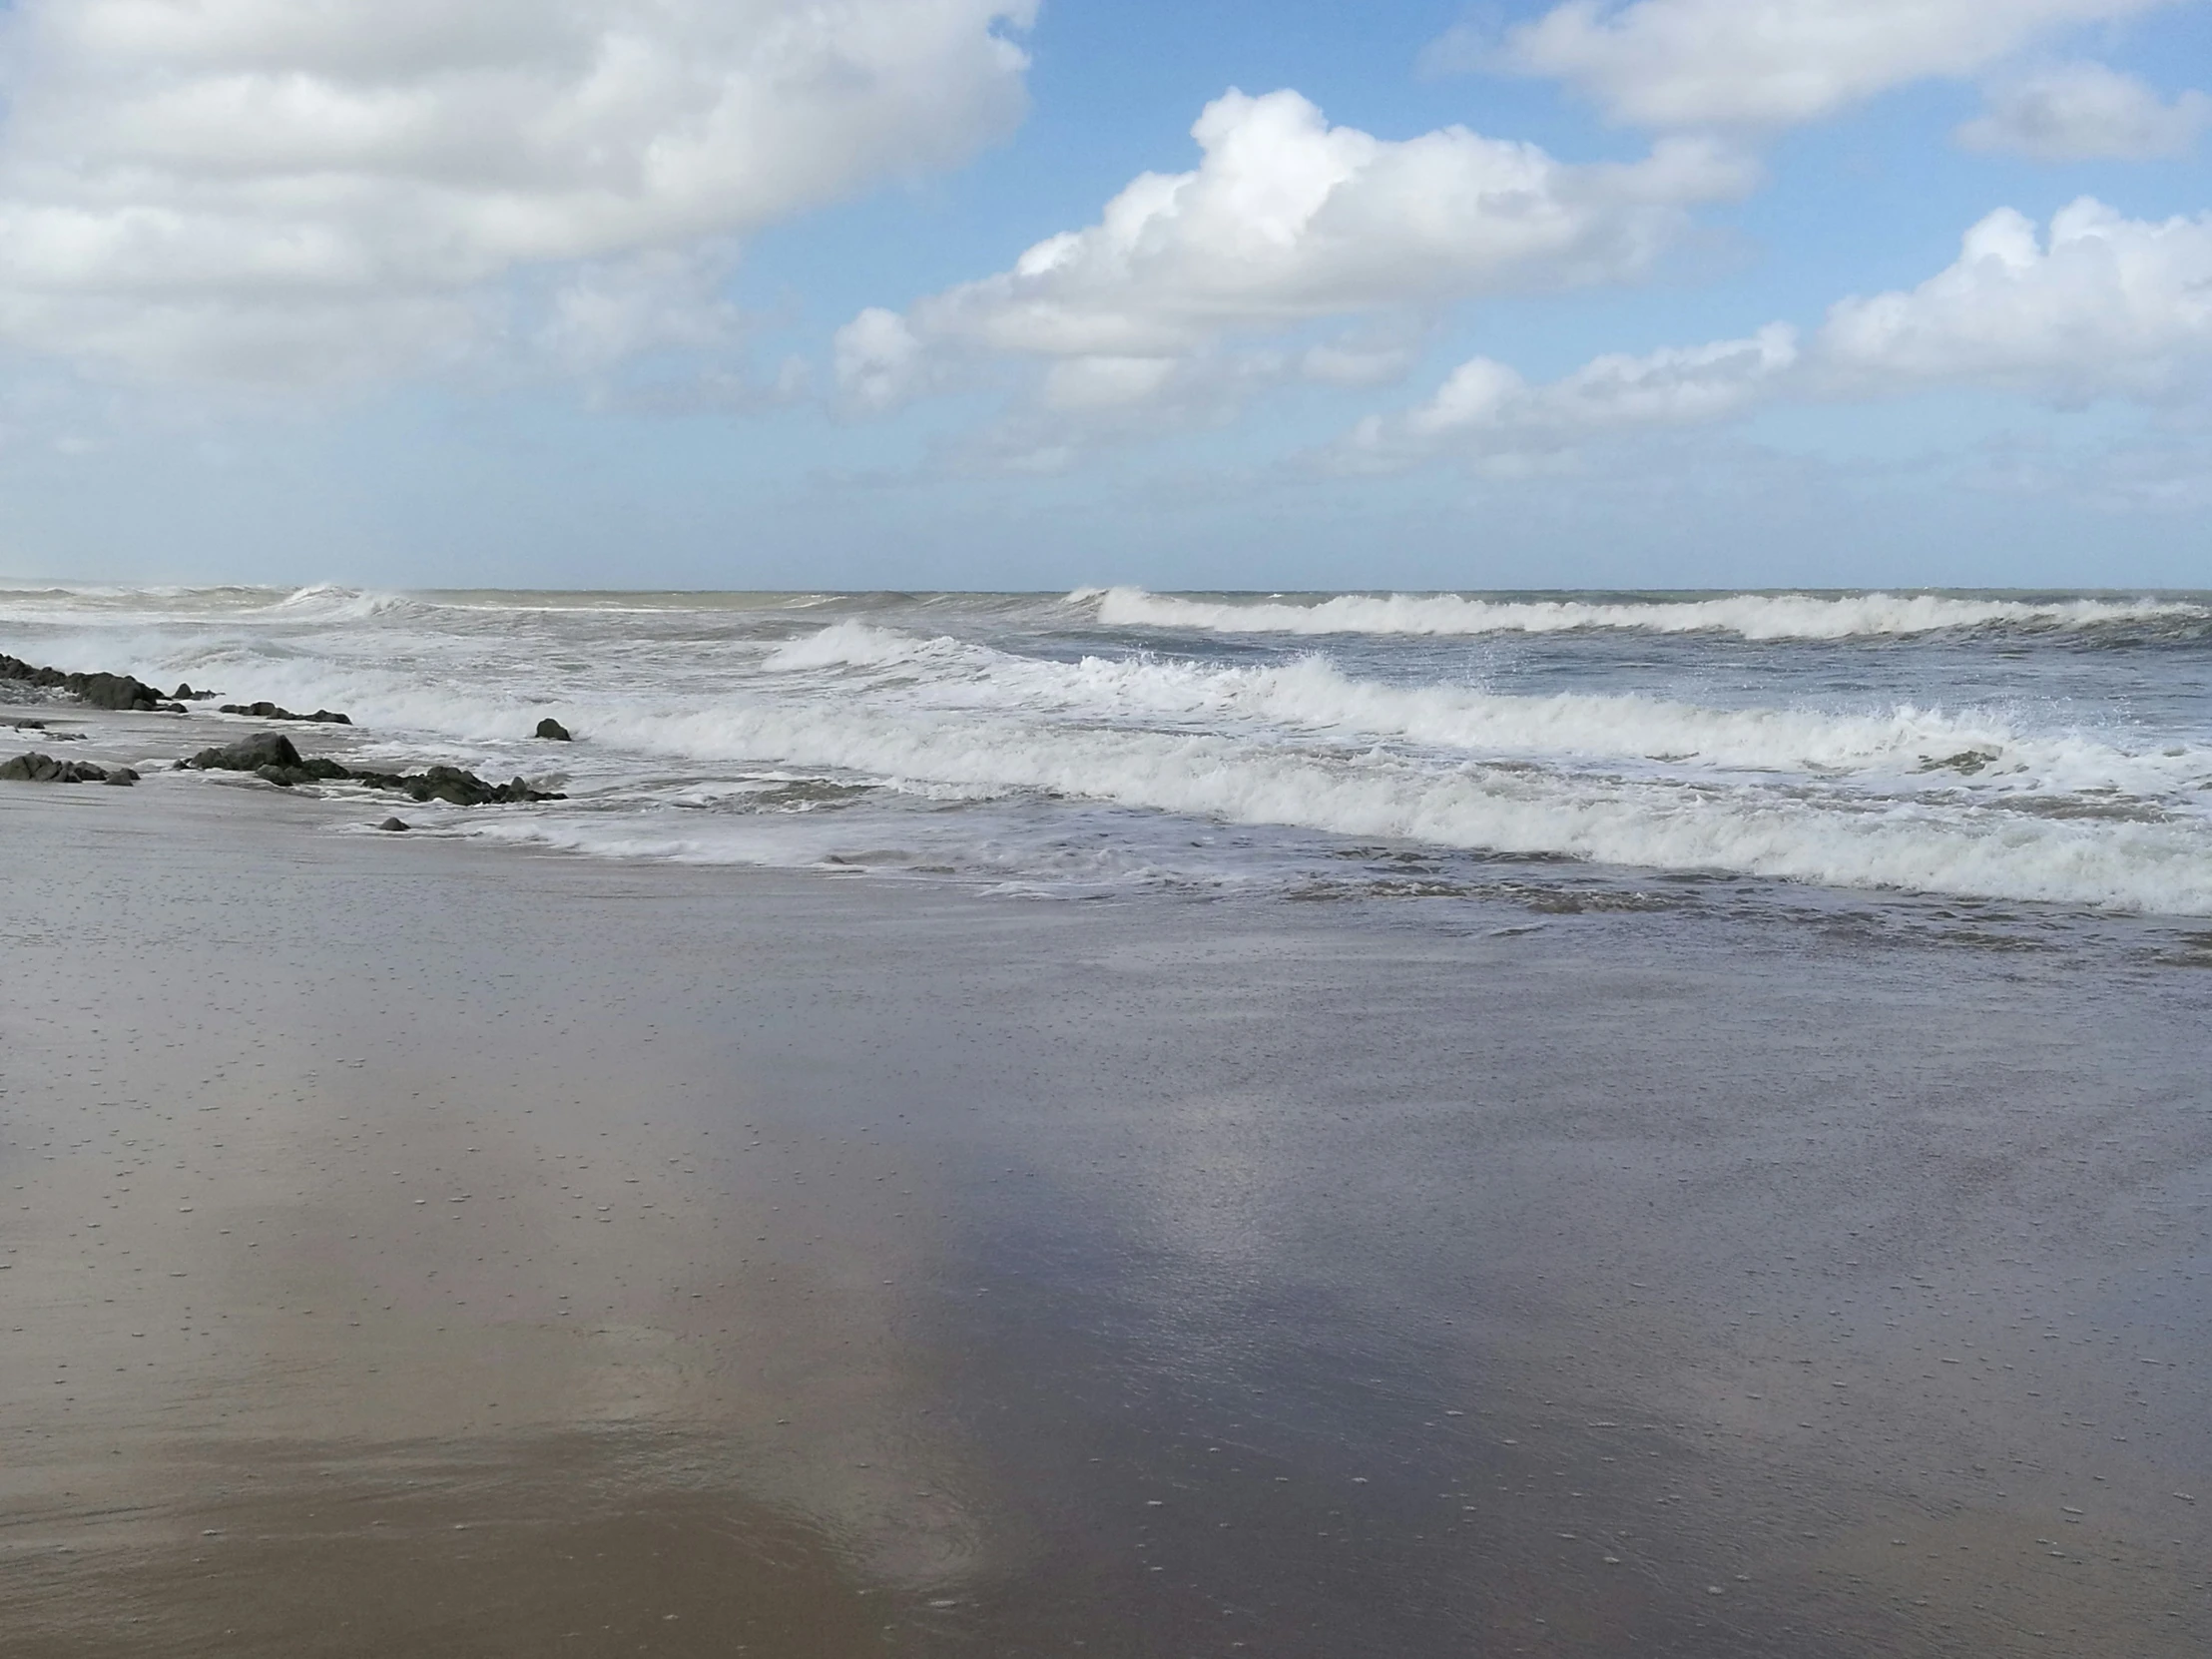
top-left (1083, 586), bottom-right (2209, 641)
top-left (16, 587), bottom-right (2212, 915)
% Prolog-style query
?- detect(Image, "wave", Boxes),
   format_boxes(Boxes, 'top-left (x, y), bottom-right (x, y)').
top-left (259, 584), bottom-right (424, 623)
top-left (529, 696), bottom-right (2212, 914)
top-left (1081, 587), bottom-right (2211, 641)
top-left (747, 627), bottom-right (2212, 801)
top-left (20, 597), bottom-right (2212, 914)
top-left (762, 620), bottom-right (987, 674)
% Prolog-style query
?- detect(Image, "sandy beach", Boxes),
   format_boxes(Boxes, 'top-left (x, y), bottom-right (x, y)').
top-left (5, 709), bottom-right (2211, 1656)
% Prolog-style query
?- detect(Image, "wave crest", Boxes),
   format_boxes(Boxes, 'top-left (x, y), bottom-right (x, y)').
top-left (1084, 587), bottom-right (2209, 641)
top-left (261, 585), bottom-right (422, 623)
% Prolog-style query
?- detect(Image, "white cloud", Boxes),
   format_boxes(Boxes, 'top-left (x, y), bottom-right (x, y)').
top-left (834, 87), bottom-right (1754, 419)
top-left (1353, 197), bottom-right (2212, 473)
top-left (1819, 199), bottom-right (2212, 396)
top-left (1478, 0), bottom-right (2175, 129)
top-left (1346, 324), bottom-right (1800, 468)
top-left (0, 0), bottom-right (1035, 382)
top-left (1957, 61), bottom-right (2210, 160)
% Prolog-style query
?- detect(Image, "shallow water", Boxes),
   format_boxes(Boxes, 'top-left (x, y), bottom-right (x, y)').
top-left (5, 583), bottom-right (2211, 919)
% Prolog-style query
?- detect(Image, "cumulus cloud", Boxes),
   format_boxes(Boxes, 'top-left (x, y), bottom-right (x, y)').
top-left (1465, 0), bottom-right (2175, 129)
top-left (1819, 198), bottom-right (2212, 396)
top-left (834, 87), bottom-right (1754, 422)
top-left (1957, 61), bottom-right (2210, 160)
top-left (1344, 324), bottom-right (1800, 469)
top-left (1357, 197), bottom-right (2212, 469)
top-left (0, 0), bottom-right (1035, 382)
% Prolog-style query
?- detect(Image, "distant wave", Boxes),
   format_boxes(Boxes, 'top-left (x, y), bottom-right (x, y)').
top-left (259, 584), bottom-right (423, 622)
top-left (763, 620), bottom-right (987, 674)
top-left (748, 626), bottom-right (2212, 799)
top-left (1079, 587), bottom-right (2210, 641)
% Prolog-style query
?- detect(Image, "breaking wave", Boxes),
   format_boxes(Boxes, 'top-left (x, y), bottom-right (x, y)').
top-left (15, 585), bottom-right (2212, 916)
top-left (1081, 587), bottom-right (2210, 641)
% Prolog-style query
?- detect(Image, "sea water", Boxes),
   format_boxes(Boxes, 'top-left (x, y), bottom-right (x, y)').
top-left (5, 583), bottom-right (2211, 922)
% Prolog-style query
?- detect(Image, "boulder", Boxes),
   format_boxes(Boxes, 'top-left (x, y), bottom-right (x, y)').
top-left (182, 732), bottom-right (303, 773)
top-left (218, 701), bottom-right (350, 725)
top-left (535, 717), bottom-right (573, 742)
top-left (0, 751), bottom-right (62, 781)
top-left (175, 731), bottom-right (562, 805)
top-left (396, 765), bottom-right (552, 807)
top-left (0, 653), bottom-right (177, 712)
top-left (378, 817), bottom-right (410, 832)
top-left (0, 751), bottom-right (130, 784)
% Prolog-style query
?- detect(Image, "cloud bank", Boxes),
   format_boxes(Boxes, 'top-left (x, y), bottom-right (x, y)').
top-left (834, 87), bottom-right (1754, 427)
top-left (1439, 0), bottom-right (2180, 129)
top-left (0, 0), bottom-right (1035, 382)
top-left (1356, 197), bottom-right (2212, 468)
top-left (1957, 61), bottom-right (2209, 160)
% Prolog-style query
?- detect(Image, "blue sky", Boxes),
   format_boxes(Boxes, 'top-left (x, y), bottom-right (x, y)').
top-left (0, 0), bottom-right (2209, 591)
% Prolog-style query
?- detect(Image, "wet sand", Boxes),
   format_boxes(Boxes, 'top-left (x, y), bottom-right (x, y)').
top-left (5, 716), bottom-right (2212, 1655)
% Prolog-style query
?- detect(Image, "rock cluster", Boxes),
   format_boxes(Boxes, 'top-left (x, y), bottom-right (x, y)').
top-left (0, 653), bottom-right (181, 712)
top-left (219, 701), bottom-right (351, 724)
top-left (179, 732), bottom-right (562, 805)
top-left (1, 752), bottom-right (138, 785)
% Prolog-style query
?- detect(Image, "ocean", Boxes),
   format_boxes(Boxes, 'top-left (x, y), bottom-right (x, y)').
top-left (7, 583), bottom-right (2212, 923)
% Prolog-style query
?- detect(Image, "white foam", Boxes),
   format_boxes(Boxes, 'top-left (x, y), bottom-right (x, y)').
top-left (740, 629), bottom-right (2212, 802)
top-left (762, 621), bottom-right (983, 673)
top-left (257, 585), bottom-right (424, 623)
top-left (17, 589), bottom-right (2212, 914)
top-left (527, 694), bottom-right (2212, 913)
top-left (1084, 586), bottom-right (2209, 640)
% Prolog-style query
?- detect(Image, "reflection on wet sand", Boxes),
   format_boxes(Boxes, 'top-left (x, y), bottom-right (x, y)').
top-left (4, 780), bottom-right (2209, 1655)
top-left (11, 1434), bottom-right (907, 1658)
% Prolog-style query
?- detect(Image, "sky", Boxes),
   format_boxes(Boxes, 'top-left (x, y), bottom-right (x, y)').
top-left (0, 0), bottom-right (2209, 592)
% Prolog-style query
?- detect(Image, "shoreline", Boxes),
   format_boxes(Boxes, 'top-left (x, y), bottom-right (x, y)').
top-left (4, 706), bottom-right (2211, 1654)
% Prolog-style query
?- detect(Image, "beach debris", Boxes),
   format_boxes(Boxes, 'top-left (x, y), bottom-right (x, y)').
top-left (535, 717), bottom-right (573, 741)
top-left (178, 731), bottom-right (562, 804)
top-left (0, 752), bottom-right (137, 785)
top-left (0, 652), bottom-right (183, 712)
top-left (378, 817), bottom-right (411, 832)
top-left (219, 700), bottom-right (350, 724)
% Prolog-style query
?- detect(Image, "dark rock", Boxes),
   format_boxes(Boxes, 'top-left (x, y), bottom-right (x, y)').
top-left (1917, 749), bottom-right (1999, 776)
top-left (361, 765), bottom-right (563, 807)
top-left (0, 652), bottom-right (171, 712)
top-left (401, 765), bottom-right (523, 807)
top-left (535, 717), bottom-right (573, 742)
top-left (378, 817), bottom-right (410, 832)
top-left (173, 684), bottom-right (216, 701)
top-left (1, 751), bottom-right (122, 784)
top-left (174, 729), bottom-right (562, 806)
top-left (182, 732), bottom-right (303, 774)
top-left (218, 701), bottom-right (350, 725)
